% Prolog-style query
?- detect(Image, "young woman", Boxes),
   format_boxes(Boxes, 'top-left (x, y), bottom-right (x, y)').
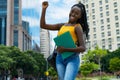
top-left (40, 1), bottom-right (89, 80)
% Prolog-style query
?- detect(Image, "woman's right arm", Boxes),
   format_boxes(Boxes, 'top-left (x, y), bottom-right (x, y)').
top-left (40, 1), bottom-right (63, 30)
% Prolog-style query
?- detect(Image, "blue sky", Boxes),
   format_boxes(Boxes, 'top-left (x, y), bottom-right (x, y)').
top-left (22, 0), bottom-right (77, 46)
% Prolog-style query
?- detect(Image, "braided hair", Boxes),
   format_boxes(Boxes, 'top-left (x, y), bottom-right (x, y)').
top-left (72, 2), bottom-right (89, 40)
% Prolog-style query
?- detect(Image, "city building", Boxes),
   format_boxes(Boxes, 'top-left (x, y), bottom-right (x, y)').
top-left (77, 0), bottom-right (120, 51)
top-left (77, 0), bottom-right (120, 63)
top-left (0, 0), bottom-right (32, 51)
top-left (40, 29), bottom-right (50, 59)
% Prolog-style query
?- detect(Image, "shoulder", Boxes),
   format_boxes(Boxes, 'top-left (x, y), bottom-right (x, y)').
top-left (75, 24), bottom-right (83, 31)
top-left (58, 23), bottom-right (65, 29)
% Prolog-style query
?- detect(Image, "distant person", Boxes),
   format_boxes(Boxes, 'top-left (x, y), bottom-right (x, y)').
top-left (40, 1), bottom-right (89, 80)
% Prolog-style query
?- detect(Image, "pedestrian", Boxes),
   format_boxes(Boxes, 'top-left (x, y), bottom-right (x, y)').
top-left (40, 1), bottom-right (89, 80)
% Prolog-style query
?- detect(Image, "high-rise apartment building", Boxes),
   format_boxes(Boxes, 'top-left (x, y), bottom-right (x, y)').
top-left (40, 29), bottom-right (50, 59)
top-left (78, 0), bottom-right (120, 51)
top-left (0, 0), bottom-right (32, 51)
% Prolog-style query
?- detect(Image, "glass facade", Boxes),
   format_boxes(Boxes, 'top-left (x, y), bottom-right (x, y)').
top-left (13, 30), bottom-right (18, 47)
top-left (0, 0), bottom-right (7, 45)
top-left (22, 21), bottom-right (30, 34)
top-left (14, 0), bottom-right (19, 25)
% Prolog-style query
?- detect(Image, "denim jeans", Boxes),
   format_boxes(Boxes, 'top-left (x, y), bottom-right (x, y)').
top-left (56, 53), bottom-right (80, 80)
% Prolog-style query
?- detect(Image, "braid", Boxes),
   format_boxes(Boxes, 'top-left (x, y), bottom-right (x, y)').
top-left (72, 2), bottom-right (89, 40)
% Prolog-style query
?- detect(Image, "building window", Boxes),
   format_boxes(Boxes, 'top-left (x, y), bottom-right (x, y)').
top-left (114, 9), bottom-right (118, 14)
top-left (91, 3), bottom-right (94, 7)
top-left (114, 2), bottom-right (117, 7)
top-left (13, 30), bottom-right (18, 47)
top-left (92, 15), bottom-right (95, 19)
top-left (93, 40), bottom-right (97, 47)
top-left (100, 13), bottom-right (103, 17)
top-left (108, 38), bottom-right (112, 44)
top-left (106, 18), bottom-right (110, 23)
top-left (115, 22), bottom-right (119, 28)
top-left (116, 29), bottom-right (120, 35)
top-left (14, 0), bottom-right (19, 25)
top-left (101, 32), bottom-right (105, 37)
top-left (102, 45), bottom-right (105, 49)
top-left (101, 26), bottom-right (104, 31)
top-left (108, 44), bottom-right (112, 49)
top-left (102, 39), bottom-right (105, 45)
top-left (107, 24), bottom-right (110, 29)
top-left (106, 5), bottom-right (109, 10)
top-left (0, 17), bottom-right (6, 45)
top-left (92, 9), bottom-right (95, 13)
top-left (115, 15), bottom-right (119, 21)
top-left (100, 7), bottom-right (103, 11)
top-left (101, 19), bottom-right (104, 24)
top-left (117, 36), bottom-right (120, 42)
top-left (93, 27), bottom-right (96, 32)
top-left (86, 4), bottom-right (88, 8)
top-left (93, 34), bottom-right (96, 38)
top-left (105, 0), bottom-right (108, 3)
top-left (93, 21), bottom-right (96, 26)
top-left (86, 10), bottom-right (89, 14)
top-left (106, 11), bottom-right (109, 16)
top-left (108, 31), bottom-right (111, 36)
top-left (117, 44), bottom-right (120, 48)
top-left (87, 16), bottom-right (89, 20)
top-left (99, 1), bottom-right (102, 5)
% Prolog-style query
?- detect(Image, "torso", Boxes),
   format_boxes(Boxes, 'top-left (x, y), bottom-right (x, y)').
top-left (58, 24), bottom-right (78, 44)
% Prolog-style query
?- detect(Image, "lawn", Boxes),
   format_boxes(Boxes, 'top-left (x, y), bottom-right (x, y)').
top-left (76, 76), bottom-right (114, 80)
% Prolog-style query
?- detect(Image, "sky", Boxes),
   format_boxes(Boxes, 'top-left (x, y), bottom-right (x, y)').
top-left (22, 0), bottom-right (78, 47)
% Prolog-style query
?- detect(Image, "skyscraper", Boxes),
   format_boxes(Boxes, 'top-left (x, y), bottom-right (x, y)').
top-left (40, 29), bottom-right (50, 59)
top-left (79, 0), bottom-right (120, 51)
top-left (0, 0), bottom-right (32, 51)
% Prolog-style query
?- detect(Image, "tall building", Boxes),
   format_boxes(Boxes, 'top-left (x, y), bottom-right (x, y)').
top-left (0, 0), bottom-right (32, 51)
top-left (40, 29), bottom-right (50, 59)
top-left (78, 0), bottom-right (120, 51)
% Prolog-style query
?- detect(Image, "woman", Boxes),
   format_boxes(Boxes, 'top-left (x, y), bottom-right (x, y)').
top-left (40, 1), bottom-right (89, 80)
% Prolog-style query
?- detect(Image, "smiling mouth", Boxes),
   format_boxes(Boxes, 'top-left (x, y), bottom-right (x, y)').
top-left (70, 16), bottom-right (75, 19)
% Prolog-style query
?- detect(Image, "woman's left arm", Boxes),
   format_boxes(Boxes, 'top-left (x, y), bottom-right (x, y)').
top-left (57, 25), bottom-right (86, 53)
top-left (74, 26), bottom-right (86, 52)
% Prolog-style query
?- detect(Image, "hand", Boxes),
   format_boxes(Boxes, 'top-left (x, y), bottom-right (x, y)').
top-left (42, 1), bottom-right (48, 9)
top-left (57, 46), bottom-right (65, 53)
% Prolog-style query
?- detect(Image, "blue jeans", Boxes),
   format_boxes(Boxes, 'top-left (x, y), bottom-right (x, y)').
top-left (56, 53), bottom-right (80, 80)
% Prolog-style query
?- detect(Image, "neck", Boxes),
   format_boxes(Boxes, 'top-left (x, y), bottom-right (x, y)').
top-left (68, 22), bottom-right (77, 25)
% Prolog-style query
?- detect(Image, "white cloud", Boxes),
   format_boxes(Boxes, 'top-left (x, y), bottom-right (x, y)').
top-left (62, 0), bottom-right (77, 5)
top-left (47, 7), bottom-right (69, 20)
top-left (22, 16), bottom-right (39, 27)
top-left (22, 0), bottom-right (42, 9)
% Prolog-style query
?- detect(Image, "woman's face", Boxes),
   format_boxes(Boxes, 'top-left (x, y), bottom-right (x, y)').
top-left (69, 6), bottom-right (81, 23)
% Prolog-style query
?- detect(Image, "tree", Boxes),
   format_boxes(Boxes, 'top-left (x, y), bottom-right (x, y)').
top-left (101, 48), bottom-right (120, 72)
top-left (84, 46), bottom-right (107, 64)
top-left (80, 62), bottom-right (99, 78)
top-left (109, 57), bottom-right (120, 72)
top-left (24, 50), bottom-right (46, 78)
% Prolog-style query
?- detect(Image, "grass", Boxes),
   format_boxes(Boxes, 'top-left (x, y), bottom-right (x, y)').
top-left (76, 76), bottom-right (114, 80)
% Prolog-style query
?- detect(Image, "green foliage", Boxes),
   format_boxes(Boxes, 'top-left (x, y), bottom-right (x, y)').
top-left (48, 67), bottom-right (57, 79)
top-left (0, 45), bottom-right (46, 78)
top-left (109, 57), bottom-right (120, 72)
top-left (80, 62), bottom-right (99, 77)
top-left (83, 46), bottom-right (107, 64)
top-left (101, 48), bottom-right (120, 72)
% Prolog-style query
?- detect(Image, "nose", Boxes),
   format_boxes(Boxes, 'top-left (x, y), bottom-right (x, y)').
top-left (71, 13), bottom-right (75, 17)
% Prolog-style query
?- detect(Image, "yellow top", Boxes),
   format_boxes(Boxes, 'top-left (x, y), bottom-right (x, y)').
top-left (57, 24), bottom-right (82, 43)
